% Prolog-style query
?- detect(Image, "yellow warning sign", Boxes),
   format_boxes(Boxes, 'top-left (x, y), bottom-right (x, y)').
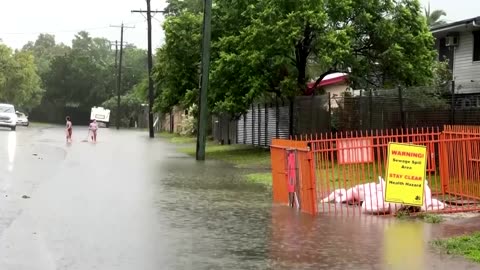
top-left (385, 142), bottom-right (427, 206)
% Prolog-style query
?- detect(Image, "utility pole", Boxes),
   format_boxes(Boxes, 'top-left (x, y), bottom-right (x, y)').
top-left (132, 3), bottom-right (165, 138)
top-left (110, 24), bottom-right (134, 130)
top-left (113, 40), bottom-right (118, 75)
top-left (196, 0), bottom-right (213, 161)
top-left (109, 40), bottom-right (118, 101)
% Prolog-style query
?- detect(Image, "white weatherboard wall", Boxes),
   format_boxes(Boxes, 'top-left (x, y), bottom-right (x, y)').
top-left (453, 31), bottom-right (480, 93)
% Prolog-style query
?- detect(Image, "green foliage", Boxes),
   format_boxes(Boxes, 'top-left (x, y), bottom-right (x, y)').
top-left (159, 132), bottom-right (197, 144)
top-left (424, 3), bottom-right (447, 27)
top-left (123, 46), bottom-right (148, 95)
top-left (153, 12), bottom-right (202, 113)
top-left (0, 44), bottom-right (43, 111)
top-left (178, 104), bottom-right (197, 136)
top-left (432, 232), bottom-right (480, 263)
top-left (21, 33), bottom-right (70, 79)
top-left (210, 0), bottom-right (329, 115)
top-left (179, 143), bottom-right (271, 169)
top-left (23, 32), bottom-right (147, 123)
top-left (420, 213), bottom-right (443, 223)
top-left (165, 0), bottom-right (203, 15)
top-left (245, 173), bottom-right (272, 188)
top-left (153, 0), bottom-right (437, 117)
top-left (102, 91), bottom-right (144, 127)
top-left (432, 60), bottom-right (453, 91)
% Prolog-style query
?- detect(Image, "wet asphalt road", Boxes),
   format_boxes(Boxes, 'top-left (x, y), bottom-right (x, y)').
top-left (1, 125), bottom-right (480, 270)
top-left (0, 125), bottom-right (175, 269)
top-left (0, 125), bottom-right (273, 270)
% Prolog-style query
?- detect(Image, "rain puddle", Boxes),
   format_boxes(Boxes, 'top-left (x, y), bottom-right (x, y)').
top-left (155, 144), bottom-right (480, 270)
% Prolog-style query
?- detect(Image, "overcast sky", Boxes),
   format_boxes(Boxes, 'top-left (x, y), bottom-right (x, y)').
top-left (421, 0), bottom-right (480, 23)
top-left (0, 0), bottom-right (167, 50)
top-left (0, 0), bottom-right (478, 50)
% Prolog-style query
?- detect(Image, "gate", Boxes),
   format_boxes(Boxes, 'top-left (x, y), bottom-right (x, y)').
top-left (270, 139), bottom-right (317, 215)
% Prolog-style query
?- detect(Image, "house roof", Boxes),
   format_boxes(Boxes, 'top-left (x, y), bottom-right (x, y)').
top-left (307, 72), bottom-right (348, 89)
top-left (431, 16), bottom-right (480, 35)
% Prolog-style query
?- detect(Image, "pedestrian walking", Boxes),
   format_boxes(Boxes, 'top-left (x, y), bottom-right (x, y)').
top-left (66, 116), bottom-right (73, 143)
top-left (89, 119), bottom-right (98, 143)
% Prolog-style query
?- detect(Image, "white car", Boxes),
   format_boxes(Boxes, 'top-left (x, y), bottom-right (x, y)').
top-left (0, 103), bottom-right (18, 131)
top-left (16, 111), bottom-right (29, 126)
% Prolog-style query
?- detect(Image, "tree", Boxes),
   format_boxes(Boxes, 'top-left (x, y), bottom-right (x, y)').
top-left (210, 0), bottom-right (436, 115)
top-left (42, 32), bottom-right (114, 108)
top-left (150, 0), bottom-right (437, 131)
top-left (0, 44), bottom-right (43, 111)
top-left (122, 46), bottom-right (148, 96)
top-left (424, 2), bottom-right (447, 27)
top-left (164, 0), bottom-right (203, 16)
top-left (19, 31), bottom-right (147, 124)
top-left (102, 90), bottom-right (144, 127)
top-left (22, 34), bottom-right (70, 78)
top-left (152, 12), bottom-right (202, 113)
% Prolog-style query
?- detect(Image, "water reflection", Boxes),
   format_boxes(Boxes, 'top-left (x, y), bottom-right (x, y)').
top-left (383, 221), bottom-right (428, 270)
top-left (268, 208), bottom-right (387, 269)
top-left (267, 207), bottom-right (480, 270)
top-left (156, 150), bottom-right (480, 270)
top-left (7, 131), bottom-right (16, 171)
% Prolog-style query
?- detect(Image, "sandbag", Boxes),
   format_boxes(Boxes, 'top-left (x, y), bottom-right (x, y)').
top-left (320, 188), bottom-right (347, 203)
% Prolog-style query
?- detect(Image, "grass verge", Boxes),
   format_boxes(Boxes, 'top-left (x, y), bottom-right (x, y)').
top-left (159, 132), bottom-right (196, 144)
top-left (179, 143), bottom-right (271, 169)
top-left (432, 232), bottom-right (480, 263)
top-left (245, 173), bottom-right (272, 188)
top-left (160, 132), bottom-right (272, 187)
top-left (396, 210), bottom-right (444, 223)
top-left (419, 213), bottom-right (444, 223)
top-left (30, 122), bottom-right (53, 127)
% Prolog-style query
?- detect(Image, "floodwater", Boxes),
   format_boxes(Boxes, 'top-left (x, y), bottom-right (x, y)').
top-left (0, 125), bottom-right (479, 270)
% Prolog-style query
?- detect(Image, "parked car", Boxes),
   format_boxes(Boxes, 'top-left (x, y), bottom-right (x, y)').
top-left (0, 103), bottom-right (18, 131)
top-left (16, 111), bottom-right (29, 126)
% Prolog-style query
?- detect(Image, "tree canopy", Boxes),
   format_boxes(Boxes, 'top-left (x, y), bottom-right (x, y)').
top-left (152, 0), bottom-right (437, 116)
top-left (152, 11), bottom-right (203, 113)
top-left (21, 32), bottom-right (147, 124)
top-left (0, 44), bottom-right (43, 111)
top-left (424, 2), bottom-right (447, 27)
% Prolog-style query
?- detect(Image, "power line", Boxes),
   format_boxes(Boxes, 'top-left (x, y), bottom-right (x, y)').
top-left (0, 21), bottom-right (143, 36)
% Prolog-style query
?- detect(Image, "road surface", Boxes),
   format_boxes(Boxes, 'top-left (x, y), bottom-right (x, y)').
top-left (1, 125), bottom-right (480, 270)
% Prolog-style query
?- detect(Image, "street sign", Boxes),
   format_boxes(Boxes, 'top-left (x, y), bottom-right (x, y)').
top-left (385, 142), bottom-right (427, 206)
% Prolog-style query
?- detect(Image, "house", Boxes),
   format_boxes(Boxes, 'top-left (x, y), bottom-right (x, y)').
top-left (432, 16), bottom-right (480, 94)
top-left (307, 72), bottom-right (350, 108)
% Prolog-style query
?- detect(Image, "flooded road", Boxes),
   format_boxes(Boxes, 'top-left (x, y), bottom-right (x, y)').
top-left (0, 125), bottom-right (479, 270)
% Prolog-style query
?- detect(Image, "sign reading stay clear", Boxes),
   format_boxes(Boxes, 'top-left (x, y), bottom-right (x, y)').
top-left (385, 143), bottom-right (427, 206)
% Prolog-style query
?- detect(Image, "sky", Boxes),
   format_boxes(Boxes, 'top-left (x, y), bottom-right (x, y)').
top-left (0, 0), bottom-right (168, 50)
top-left (0, 0), bottom-right (478, 50)
top-left (420, 0), bottom-right (480, 23)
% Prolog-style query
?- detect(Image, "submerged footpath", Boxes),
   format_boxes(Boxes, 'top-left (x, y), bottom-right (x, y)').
top-left (159, 133), bottom-right (272, 190)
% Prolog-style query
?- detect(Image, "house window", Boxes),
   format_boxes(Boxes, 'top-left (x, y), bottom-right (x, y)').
top-left (474, 31), bottom-right (480, 61)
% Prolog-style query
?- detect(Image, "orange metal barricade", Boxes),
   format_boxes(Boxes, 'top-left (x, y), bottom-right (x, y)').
top-left (270, 126), bottom-right (480, 216)
top-left (270, 139), bottom-right (318, 215)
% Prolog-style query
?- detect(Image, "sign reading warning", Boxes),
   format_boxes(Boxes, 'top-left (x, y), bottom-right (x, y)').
top-left (385, 143), bottom-right (427, 206)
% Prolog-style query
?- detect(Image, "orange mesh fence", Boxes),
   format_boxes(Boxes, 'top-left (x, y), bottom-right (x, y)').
top-left (271, 126), bottom-right (480, 216)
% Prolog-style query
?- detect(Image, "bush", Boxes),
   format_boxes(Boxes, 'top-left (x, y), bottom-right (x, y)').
top-left (178, 104), bottom-right (197, 136)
